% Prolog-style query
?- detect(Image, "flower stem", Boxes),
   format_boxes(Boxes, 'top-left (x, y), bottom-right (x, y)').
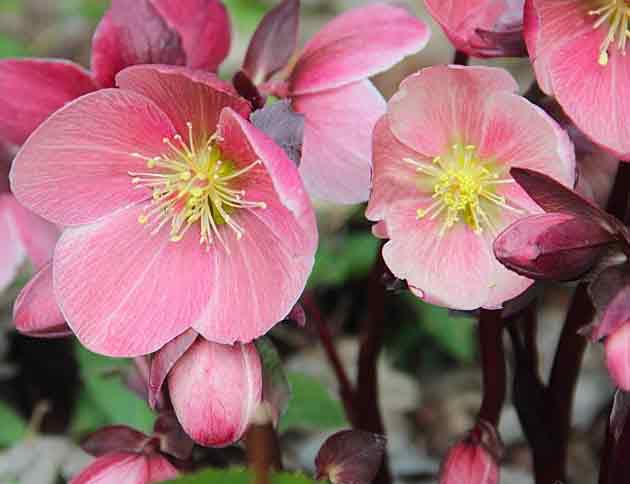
top-left (478, 309), bottom-right (506, 426)
top-left (245, 404), bottom-right (282, 484)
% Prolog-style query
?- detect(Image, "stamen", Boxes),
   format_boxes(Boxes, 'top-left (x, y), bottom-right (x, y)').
top-left (589, 0), bottom-right (630, 65)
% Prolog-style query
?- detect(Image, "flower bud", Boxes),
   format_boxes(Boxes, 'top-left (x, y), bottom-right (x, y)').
top-left (606, 324), bottom-right (630, 391)
top-left (70, 452), bottom-right (178, 484)
top-left (494, 212), bottom-right (615, 281)
top-left (168, 338), bottom-right (262, 447)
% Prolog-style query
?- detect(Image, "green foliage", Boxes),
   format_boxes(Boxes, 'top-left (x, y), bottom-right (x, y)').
top-left (60, 0), bottom-right (108, 21)
top-left (309, 233), bottom-right (380, 288)
top-left (279, 372), bottom-right (346, 433)
top-left (0, 401), bottom-right (26, 447)
top-left (74, 345), bottom-right (154, 434)
top-left (223, 0), bottom-right (268, 35)
top-left (162, 467), bottom-right (317, 484)
top-left (0, 34), bottom-right (29, 58)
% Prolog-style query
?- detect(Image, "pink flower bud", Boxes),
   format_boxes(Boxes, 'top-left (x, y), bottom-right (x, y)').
top-left (70, 452), bottom-right (178, 484)
top-left (606, 324), bottom-right (630, 391)
top-left (494, 212), bottom-right (615, 281)
top-left (168, 338), bottom-right (262, 447)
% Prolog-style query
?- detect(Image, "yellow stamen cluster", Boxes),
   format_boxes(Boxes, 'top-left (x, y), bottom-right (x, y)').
top-left (404, 144), bottom-right (521, 236)
top-left (129, 122), bottom-right (266, 249)
top-left (589, 0), bottom-right (630, 65)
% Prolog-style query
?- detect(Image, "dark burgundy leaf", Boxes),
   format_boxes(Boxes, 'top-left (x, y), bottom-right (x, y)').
top-left (242, 0), bottom-right (300, 85)
top-left (153, 412), bottom-right (195, 460)
top-left (315, 429), bottom-right (386, 484)
top-left (81, 425), bottom-right (150, 457)
top-left (474, 28), bottom-right (527, 57)
top-left (285, 303), bottom-right (306, 327)
top-left (250, 100), bottom-right (304, 165)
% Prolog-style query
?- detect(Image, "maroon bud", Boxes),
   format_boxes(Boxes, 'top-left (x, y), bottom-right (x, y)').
top-left (315, 429), bottom-right (386, 484)
top-left (70, 452), bottom-right (178, 484)
top-left (168, 338), bottom-right (262, 447)
top-left (494, 212), bottom-right (614, 281)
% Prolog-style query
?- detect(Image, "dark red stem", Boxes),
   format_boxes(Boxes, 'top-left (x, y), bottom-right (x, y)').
top-left (477, 309), bottom-right (506, 426)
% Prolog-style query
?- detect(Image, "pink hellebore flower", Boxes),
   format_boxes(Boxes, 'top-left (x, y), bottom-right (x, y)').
top-left (605, 323), bottom-right (630, 391)
top-left (263, 3), bottom-right (430, 204)
top-left (0, 0), bottom-right (230, 149)
top-left (366, 65), bottom-right (575, 310)
top-left (10, 65), bottom-right (318, 357)
top-left (524, 0), bottom-right (630, 160)
top-left (425, 0), bottom-right (527, 57)
top-left (70, 452), bottom-right (178, 484)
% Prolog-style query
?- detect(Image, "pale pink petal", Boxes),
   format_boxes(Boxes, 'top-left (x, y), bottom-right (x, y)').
top-left (478, 91), bottom-right (575, 186)
top-left (13, 263), bottom-right (71, 338)
top-left (388, 65), bottom-right (518, 157)
top-left (0, 194), bottom-right (26, 292)
top-left (151, 0), bottom-right (231, 72)
top-left (549, 28), bottom-right (630, 159)
top-left (116, 65), bottom-right (250, 143)
top-left (70, 453), bottom-right (148, 484)
top-left (523, 0), bottom-right (554, 93)
top-left (10, 89), bottom-right (177, 226)
top-left (366, 115), bottom-right (434, 221)
top-left (6, 196), bottom-right (59, 269)
top-left (381, 199), bottom-right (496, 310)
top-left (289, 3), bottom-right (430, 95)
top-left (168, 339), bottom-right (262, 447)
top-left (53, 204), bottom-right (213, 357)
top-left (0, 59), bottom-right (96, 146)
top-left (145, 453), bottom-right (179, 481)
top-left (293, 81), bottom-right (386, 203)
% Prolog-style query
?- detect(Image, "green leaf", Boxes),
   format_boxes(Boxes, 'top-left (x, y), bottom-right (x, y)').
top-left (0, 401), bottom-right (27, 447)
top-left (410, 296), bottom-right (476, 363)
top-left (0, 34), bottom-right (29, 58)
top-left (279, 372), bottom-right (346, 433)
top-left (162, 468), bottom-right (317, 484)
top-left (222, 0), bottom-right (268, 35)
top-left (69, 390), bottom-right (110, 437)
top-left (75, 345), bottom-right (154, 433)
top-left (308, 233), bottom-right (380, 288)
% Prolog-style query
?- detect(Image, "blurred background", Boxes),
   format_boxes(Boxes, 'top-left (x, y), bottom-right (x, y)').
top-left (0, 1), bottom-right (612, 483)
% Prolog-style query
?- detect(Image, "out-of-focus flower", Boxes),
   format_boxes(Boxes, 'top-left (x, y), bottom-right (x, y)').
top-left (0, 0), bottom-right (230, 150)
top-left (10, 65), bottom-right (317, 357)
top-left (524, 0), bottom-right (630, 160)
top-left (366, 65), bottom-right (575, 310)
top-left (605, 323), bottom-right (630, 391)
top-left (425, 0), bottom-right (526, 57)
top-left (439, 420), bottom-right (502, 484)
top-left (165, 336), bottom-right (262, 446)
top-left (248, 2), bottom-right (430, 204)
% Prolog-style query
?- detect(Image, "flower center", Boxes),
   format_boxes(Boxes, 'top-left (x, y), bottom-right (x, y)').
top-left (404, 144), bottom-right (521, 236)
top-left (589, 0), bottom-right (630, 65)
top-left (128, 122), bottom-right (266, 249)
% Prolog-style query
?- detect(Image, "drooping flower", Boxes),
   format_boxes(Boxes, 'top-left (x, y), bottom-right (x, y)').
top-left (0, 0), bottom-right (230, 150)
top-left (524, 0), bottom-right (630, 160)
top-left (252, 2), bottom-right (430, 204)
top-left (10, 65), bottom-right (318, 357)
top-left (366, 65), bottom-right (575, 310)
top-left (425, 0), bottom-right (527, 57)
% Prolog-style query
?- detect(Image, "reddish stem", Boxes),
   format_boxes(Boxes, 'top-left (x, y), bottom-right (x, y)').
top-left (477, 309), bottom-right (506, 427)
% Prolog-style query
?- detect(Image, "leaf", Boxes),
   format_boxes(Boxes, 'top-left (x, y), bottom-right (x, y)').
top-left (0, 401), bottom-right (26, 447)
top-left (279, 372), bottom-right (347, 433)
top-left (222, 0), bottom-right (268, 34)
top-left (0, 34), bottom-right (29, 59)
top-left (69, 391), bottom-right (110, 437)
top-left (75, 345), bottom-right (154, 433)
top-left (242, 0), bottom-right (300, 84)
top-left (162, 467), bottom-right (317, 484)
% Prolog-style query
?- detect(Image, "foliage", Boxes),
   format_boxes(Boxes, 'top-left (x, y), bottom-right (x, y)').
top-left (162, 467), bottom-right (318, 484)
top-left (0, 401), bottom-right (26, 447)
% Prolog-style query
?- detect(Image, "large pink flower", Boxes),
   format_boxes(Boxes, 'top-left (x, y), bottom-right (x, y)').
top-left (10, 65), bottom-right (317, 357)
top-left (425, 0), bottom-right (526, 57)
top-left (366, 65), bottom-right (575, 310)
top-left (261, 3), bottom-right (430, 204)
top-left (0, 0), bottom-right (230, 149)
top-left (524, 0), bottom-right (630, 160)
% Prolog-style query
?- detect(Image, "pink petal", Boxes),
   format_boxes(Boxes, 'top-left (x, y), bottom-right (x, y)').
top-left (523, 0), bottom-right (554, 94)
top-left (191, 109), bottom-right (317, 342)
top-left (289, 3), bottom-right (430, 95)
top-left (13, 262), bottom-right (71, 338)
top-left (0, 194), bottom-right (26, 292)
top-left (10, 89), bottom-right (177, 226)
top-left (366, 115), bottom-right (434, 222)
top-left (381, 200), bottom-right (496, 310)
top-left (168, 339), bottom-right (262, 447)
top-left (548, 28), bottom-right (630, 159)
top-left (70, 452), bottom-right (178, 484)
top-left (293, 81), bottom-right (386, 203)
top-left (146, 453), bottom-right (179, 481)
top-left (151, 0), bottom-right (231, 72)
top-left (5, 196), bottom-right (59, 269)
top-left (478, 90), bottom-right (575, 187)
top-left (606, 324), bottom-right (630, 391)
top-left (388, 65), bottom-right (518, 157)
top-left (91, 0), bottom-right (186, 88)
top-left (0, 59), bottom-right (96, 146)
top-left (116, 65), bottom-right (250, 144)
top-left (53, 204), bottom-right (213, 357)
